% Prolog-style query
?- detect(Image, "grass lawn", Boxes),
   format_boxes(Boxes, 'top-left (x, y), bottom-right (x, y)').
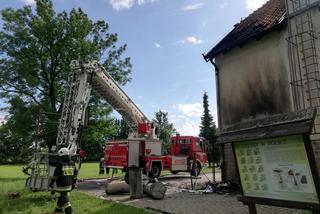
top-left (79, 162), bottom-right (220, 178)
top-left (79, 162), bottom-right (125, 179)
top-left (0, 162), bottom-right (220, 213)
top-left (0, 163), bottom-right (149, 214)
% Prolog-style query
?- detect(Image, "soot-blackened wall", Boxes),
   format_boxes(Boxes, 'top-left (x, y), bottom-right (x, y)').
top-left (216, 30), bottom-right (294, 130)
top-left (216, 30), bottom-right (294, 182)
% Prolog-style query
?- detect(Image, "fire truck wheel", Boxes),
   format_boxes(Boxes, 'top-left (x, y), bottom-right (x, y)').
top-left (148, 165), bottom-right (161, 178)
top-left (124, 173), bottom-right (129, 184)
top-left (191, 161), bottom-right (201, 177)
top-left (170, 171), bottom-right (179, 175)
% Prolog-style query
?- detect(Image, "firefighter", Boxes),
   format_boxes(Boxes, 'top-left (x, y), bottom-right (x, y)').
top-left (50, 147), bottom-right (78, 214)
top-left (99, 158), bottom-right (105, 175)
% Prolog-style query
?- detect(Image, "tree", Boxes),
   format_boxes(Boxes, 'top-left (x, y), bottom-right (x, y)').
top-left (153, 110), bottom-right (176, 154)
top-left (0, 0), bottom-right (131, 162)
top-left (0, 124), bottom-right (28, 163)
top-left (199, 92), bottom-right (219, 167)
top-left (114, 119), bottom-right (130, 140)
top-left (80, 99), bottom-right (119, 161)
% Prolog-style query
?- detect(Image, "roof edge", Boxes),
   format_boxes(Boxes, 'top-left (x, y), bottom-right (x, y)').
top-left (203, 20), bottom-right (286, 61)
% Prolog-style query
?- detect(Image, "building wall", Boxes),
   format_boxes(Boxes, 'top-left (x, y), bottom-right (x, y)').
top-left (215, 4), bottom-right (320, 182)
top-left (221, 143), bottom-right (238, 182)
top-left (215, 29), bottom-right (295, 182)
top-left (286, 4), bottom-right (320, 175)
top-left (216, 29), bottom-right (294, 130)
top-left (309, 4), bottom-right (320, 175)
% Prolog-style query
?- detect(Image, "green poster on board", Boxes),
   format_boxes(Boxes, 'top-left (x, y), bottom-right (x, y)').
top-left (234, 135), bottom-right (318, 203)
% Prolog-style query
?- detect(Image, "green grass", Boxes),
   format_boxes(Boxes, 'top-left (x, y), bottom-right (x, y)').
top-left (78, 162), bottom-right (125, 179)
top-left (0, 164), bottom-right (149, 214)
top-left (78, 162), bottom-right (219, 178)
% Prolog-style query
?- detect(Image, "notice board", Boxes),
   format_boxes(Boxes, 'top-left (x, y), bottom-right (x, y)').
top-left (234, 135), bottom-right (318, 204)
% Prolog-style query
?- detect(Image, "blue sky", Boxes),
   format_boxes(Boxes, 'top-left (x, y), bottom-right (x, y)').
top-left (0, 0), bottom-right (268, 135)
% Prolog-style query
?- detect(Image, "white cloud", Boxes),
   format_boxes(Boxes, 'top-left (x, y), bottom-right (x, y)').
top-left (177, 103), bottom-right (202, 118)
top-left (138, 95), bottom-right (143, 99)
top-left (21, 0), bottom-right (35, 5)
top-left (137, 0), bottom-right (156, 5)
top-left (177, 120), bottom-right (199, 136)
top-left (169, 114), bottom-right (200, 135)
top-left (154, 43), bottom-right (162, 48)
top-left (180, 36), bottom-right (203, 45)
top-left (220, 2), bottom-right (228, 9)
top-left (170, 100), bottom-right (218, 136)
top-left (245, 0), bottom-right (268, 11)
top-left (170, 103), bottom-right (203, 135)
top-left (109, 0), bottom-right (135, 10)
top-left (109, 0), bottom-right (155, 10)
top-left (180, 2), bottom-right (204, 11)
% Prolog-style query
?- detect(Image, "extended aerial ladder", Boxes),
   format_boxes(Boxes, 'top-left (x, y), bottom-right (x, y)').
top-left (24, 60), bottom-right (158, 196)
top-left (55, 60), bottom-right (155, 155)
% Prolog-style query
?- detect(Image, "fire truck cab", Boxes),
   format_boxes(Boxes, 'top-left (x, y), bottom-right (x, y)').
top-left (168, 135), bottom-right (208, 176)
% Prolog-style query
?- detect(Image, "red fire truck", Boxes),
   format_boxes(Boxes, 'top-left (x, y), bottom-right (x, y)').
top-left (104, 135), bottom-right (208, 181)
top-left (23, 60), bottom-right (208, 194)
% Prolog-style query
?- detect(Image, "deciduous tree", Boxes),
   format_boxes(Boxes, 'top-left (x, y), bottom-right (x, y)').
top-left (153, 110), bottom-right (176, 154)
top-left (0, 0), bottom-right (131, 162)
top-left (114, 119), bottom-right (130, 140)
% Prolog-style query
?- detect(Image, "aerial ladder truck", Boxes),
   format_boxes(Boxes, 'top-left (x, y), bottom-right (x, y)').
top-left (23, 60), bottom-right (159, 198)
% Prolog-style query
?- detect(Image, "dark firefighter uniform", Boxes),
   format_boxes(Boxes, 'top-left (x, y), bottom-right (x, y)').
top-left (51, 159), bottom-right (78, 214)
top-left (99, 158), bottom-right (105, 175)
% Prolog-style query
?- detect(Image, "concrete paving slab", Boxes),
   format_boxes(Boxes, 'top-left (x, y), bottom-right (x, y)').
top-left (77, 173), bottom-right (302, 214)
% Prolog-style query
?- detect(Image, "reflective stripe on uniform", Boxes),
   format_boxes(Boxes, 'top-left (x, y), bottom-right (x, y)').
top-left (63, 202), bottom-right (71, 209)
top-left (62, 166), bottom-right (74, 176)
top-left (55, 186), bottom-right (72, 191)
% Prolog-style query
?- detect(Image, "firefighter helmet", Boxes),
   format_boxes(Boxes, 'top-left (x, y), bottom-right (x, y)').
top-left (58, 147), bottom-right (69, 157)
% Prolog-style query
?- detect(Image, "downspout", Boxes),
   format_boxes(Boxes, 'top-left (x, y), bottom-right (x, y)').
top-left (209, 58), bottom-right (225, 182)
top-left (202, 54), bottom-right (222, 129)
top-left (209, 59), bottom-right (222, 131)
top-left (203, 53), bottom-right (225, 182)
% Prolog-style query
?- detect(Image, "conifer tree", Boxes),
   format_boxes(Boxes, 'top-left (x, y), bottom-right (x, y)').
top-left (199, 92), bottom-right (219, 167)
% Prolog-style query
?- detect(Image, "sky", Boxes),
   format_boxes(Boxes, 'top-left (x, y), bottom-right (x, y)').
top-left (0, 0), bottom-right (268, 135)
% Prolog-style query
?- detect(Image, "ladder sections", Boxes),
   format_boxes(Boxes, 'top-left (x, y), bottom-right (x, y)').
top-left (89, 61), bottom-right (148, 132)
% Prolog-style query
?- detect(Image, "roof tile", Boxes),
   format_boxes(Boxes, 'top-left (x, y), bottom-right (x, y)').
top-left (204, 0), bottom-right (286, 60)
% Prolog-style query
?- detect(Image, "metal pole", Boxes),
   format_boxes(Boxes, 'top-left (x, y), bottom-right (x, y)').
top-left (34, 111), bottom-right (41, 153)
top-left (248, 204), bottom-right (257, 214)
top-left (212, 143), bottom-right (215, 182)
